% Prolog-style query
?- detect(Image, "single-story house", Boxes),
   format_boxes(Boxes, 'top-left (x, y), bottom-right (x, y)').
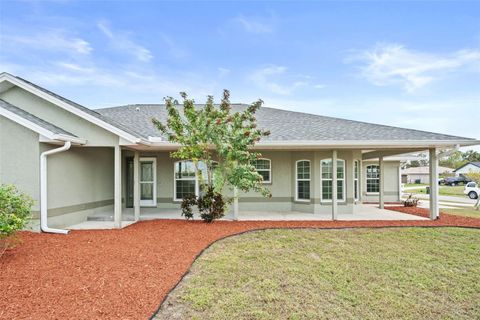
top-left (1, 72), bottom-right (479, 232)
top-left (454, 162), bottom-right (480, 176)
top-left (401, 166), bottom-right (454, 184)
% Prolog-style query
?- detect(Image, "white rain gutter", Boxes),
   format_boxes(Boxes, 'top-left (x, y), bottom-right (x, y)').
top-left (40, 141), bottom-right (72, 234)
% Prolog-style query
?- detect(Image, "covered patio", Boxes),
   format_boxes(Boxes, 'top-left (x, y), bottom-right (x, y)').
top-left (98, 146), bottom-right (443, 230)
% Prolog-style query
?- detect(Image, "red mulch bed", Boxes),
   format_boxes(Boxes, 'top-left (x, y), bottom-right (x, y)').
top-left (1, 209), bottom-right (479, 320)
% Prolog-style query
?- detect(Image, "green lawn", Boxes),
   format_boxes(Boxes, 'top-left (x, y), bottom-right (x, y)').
top-left (404, 183), bottom-right (428, 188)
top-left (413, 185), bottom-right (465, 197)
top-left (441, 207), bottom-right (480, 219)
top-left (156, 228), bottom-right (480, 320)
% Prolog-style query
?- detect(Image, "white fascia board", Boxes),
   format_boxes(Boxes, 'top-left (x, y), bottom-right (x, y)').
top-left (136, 138), bottom-right (480, 150)
top-left (119, 137), bottom-right (152, 146)
top-left (0, 74), bottom-right (141, 144)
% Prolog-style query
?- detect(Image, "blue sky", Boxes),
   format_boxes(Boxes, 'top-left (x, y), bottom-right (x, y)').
top-left (1, 1), bottom-right (479, 149)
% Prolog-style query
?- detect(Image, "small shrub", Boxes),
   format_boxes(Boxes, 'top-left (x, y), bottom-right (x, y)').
top-left (197, 187), bottom-right (226, 223)
top-left (0, 184), bottom-right (33, 256)
top-left (180, 187), bottom-right (227, 223)
top-left (180, 193), bottom-right (197, 220)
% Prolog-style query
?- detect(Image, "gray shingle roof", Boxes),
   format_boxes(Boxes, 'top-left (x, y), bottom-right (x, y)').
top-left (11, 74), bottom-right (147, 139)
top-left (456, 161), bottom-right (480, 171)
top-left (96, 104), bottom-right (475, 142)
top-left (0, 99), bottom-right (77, 137)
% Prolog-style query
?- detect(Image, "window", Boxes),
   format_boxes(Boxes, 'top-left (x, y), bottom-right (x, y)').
top-left (174, 161), bottom-right (197, 200)
top-left (252, 158), bottom-right (271, 183)
top-left (366, 165), bottom-right (380, 193)
top-left (174, 160), bottom-right (219, 200)
top-left (296, 160), bottom-right (311, 201)
top-left (354, 160), bottom-right (360, 201)
top-left (320, 159), bottom-right (345, 201)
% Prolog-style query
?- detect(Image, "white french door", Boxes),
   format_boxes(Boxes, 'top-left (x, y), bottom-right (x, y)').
top-left (140, 157), bottom-right (157, 207)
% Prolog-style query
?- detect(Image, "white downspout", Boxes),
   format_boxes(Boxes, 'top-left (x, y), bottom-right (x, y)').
top-left (40, 141), bottom-right (72, 234)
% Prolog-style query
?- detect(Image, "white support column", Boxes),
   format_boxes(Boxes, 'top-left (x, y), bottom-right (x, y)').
top-left (133, 151), bottom-right (140, 221)
top-left (114, 145), bottom-right (122, 228)
top-left (332, 150), bottom-right (338, 220)
top-left (379, 156), bottom-right (385, 209)
top-left (429, 148), bottom-right (439, 220)
top-left (233, 186), bottom-right (239, 221)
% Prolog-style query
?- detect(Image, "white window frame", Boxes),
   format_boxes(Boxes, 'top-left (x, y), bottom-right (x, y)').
top-left (354, 160), bottom-right (360, 201)
top-left (139, 157), bottom-right (157, 207)
top-left (253, 158), bottom-right (272, 184)
top-left (320, 158), bottom-right (346, 203)
top-left (173, 160), bottom-right (198, 202)
top-left (295, 160), bottom-right (311, 202)
top-left (173, 160), bottom-right (218, 201)
top-left (365, 164), bottom-right (380, 194)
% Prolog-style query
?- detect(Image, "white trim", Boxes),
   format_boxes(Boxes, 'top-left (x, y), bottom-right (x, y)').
top-left (0, 106), bottom-right (87, 144)
top-left (295, 159), bottom-right (311, 202)
top-left (0, 74), bottom-right (143, 144)
top-left (253, 158), bottom-right (271, 184)
top-left (139, 157), bottom-right (157, 207)
top-left (126, 139), bottom-right (480, 150)
top-left (173, 160), bottom-right (197, 202)
top-left (365, 164), bottom-right (380, 194)
top-left (320, 158), bottom-right (346, 203)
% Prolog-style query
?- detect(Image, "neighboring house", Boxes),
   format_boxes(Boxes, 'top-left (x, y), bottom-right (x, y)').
top-left (454, 162), bottom-right (480, 176)
top-left (0, 72), bottom-right (479, 231)
top-left (401, 166), bottom-right (454, 184)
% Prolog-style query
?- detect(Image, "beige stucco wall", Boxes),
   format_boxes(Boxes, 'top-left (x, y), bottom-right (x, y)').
top-left (41, 145), bottom-right (114, 228)
top-left (0, 116), bottom-right (40, 212)
top-left (0, 87), bottom-right (119, 146)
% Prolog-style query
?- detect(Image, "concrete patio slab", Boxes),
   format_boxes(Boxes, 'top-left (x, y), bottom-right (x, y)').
top-left (73, 204), bottom-right (426, 229)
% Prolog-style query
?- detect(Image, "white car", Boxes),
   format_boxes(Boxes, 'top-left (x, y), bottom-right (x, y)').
top-left (464, 182), bottom-right (479, 199)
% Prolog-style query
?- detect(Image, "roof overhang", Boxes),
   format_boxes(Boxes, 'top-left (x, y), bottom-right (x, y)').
top-left (122, 138), bottom-right (480, 151)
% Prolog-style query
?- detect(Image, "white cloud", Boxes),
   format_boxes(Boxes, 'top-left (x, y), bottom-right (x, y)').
top-left (234, 15), bottom-right (274, 34)
top-left (217, 67), bottom-right (231, 78)
top-left (56, 62), bottom-right (95, 74)
top-left (1, 30), bottom-right (92, 55)
top-left (250, 65), bottom-right (309, 95)
top-left (350, 43), bottom-right (480, 92)
top-left (97, 20), bottom-right (153, 62)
